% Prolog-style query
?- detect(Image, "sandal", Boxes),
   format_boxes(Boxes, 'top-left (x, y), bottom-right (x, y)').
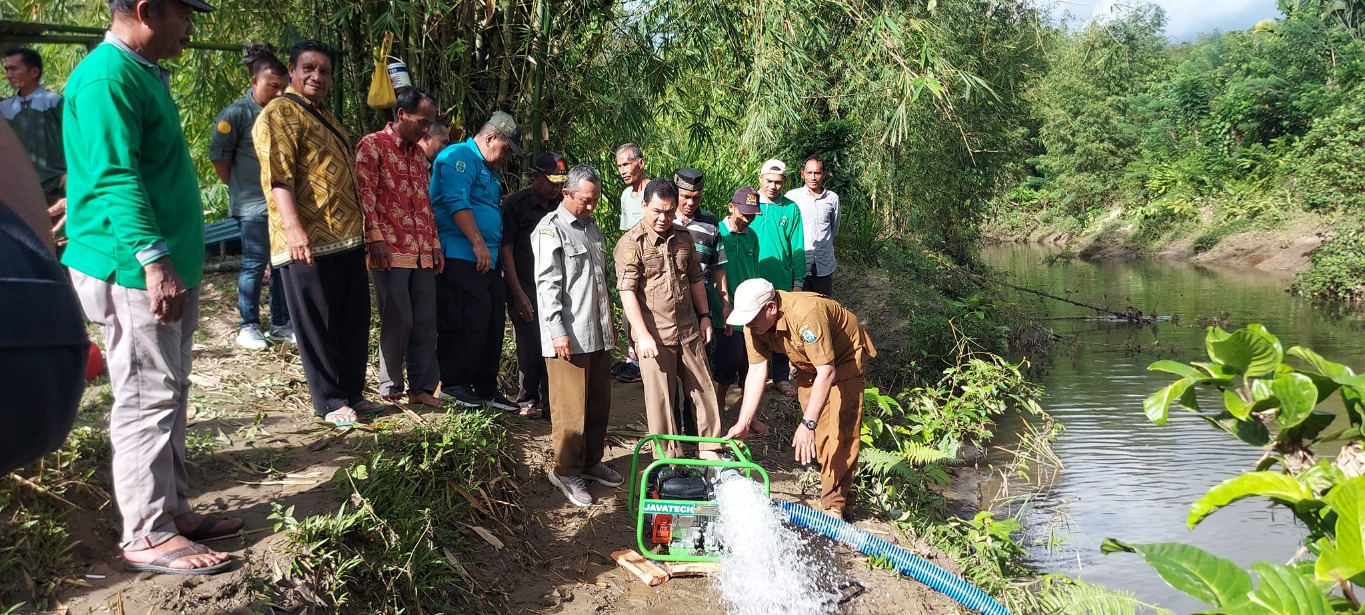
top-left (774, 381), bottom-right (797, 398)
top-left (518, 405), bottom-right (544, 419)
top-left (323, 408), bottom-right (358, 427)
top-left (180, 515), bottom-right (245, 541)
top-left (123, 543), bottom-right (232, 576)
top-left (352, 399), bottom-right (387, 416)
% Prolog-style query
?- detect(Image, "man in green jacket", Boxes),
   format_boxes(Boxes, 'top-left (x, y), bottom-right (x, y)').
top-left (63, 0), bottom-right (234, 576)
top-left (752, 158), bottom-right (804, 397)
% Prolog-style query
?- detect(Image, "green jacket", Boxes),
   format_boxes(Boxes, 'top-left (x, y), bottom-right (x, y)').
top-left (754, 196), bottom-right (805, 291)
top-left (719, 216), bottom-right (761, 328)
top-left (61, 40), bottom-right (204, 290)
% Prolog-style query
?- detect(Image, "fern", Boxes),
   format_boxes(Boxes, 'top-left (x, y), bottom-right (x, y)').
top-left (859, 445), bottom-right (953, 480)
top-left (1028, 575), bottom-right (1173, 615)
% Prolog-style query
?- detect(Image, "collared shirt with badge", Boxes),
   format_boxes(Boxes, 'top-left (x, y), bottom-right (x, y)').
top-left (532, 207), bottom-right (613, 356)
top-left (503, 185), bottom-right (562, 293)
top-left (430, 137), bottom-right (504, 265)
top-left (208, 89), bottom-right (267, 217)
top-left (614, 222), bottom-right (704, 345)
top-left (754, 195), bottom-right (805, 290)
top-left (746, 291), bottom-right (877, 382)
top-left (355, 122), bottom-right (441, 269)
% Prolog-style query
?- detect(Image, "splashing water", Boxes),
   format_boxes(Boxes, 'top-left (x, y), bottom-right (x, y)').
top-left (711, 476), bottom-right (841, 615)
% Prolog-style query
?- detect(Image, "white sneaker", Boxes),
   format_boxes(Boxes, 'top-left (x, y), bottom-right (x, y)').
top-left (548, 471), bottom-right (594, 507)
top-left (236, 327), bottom-right (268, 350)
top-left (267, 324), bottom-right (296, 344)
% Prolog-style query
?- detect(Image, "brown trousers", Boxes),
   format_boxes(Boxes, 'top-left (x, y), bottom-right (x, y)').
top-left (797, 373), bottom-right (865, 515)
top-left (546, 350), bottom-right (612, 476)
top-left (639, 335), bottom-right (722, 457)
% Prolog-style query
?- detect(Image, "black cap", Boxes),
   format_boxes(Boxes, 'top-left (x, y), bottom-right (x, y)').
top-left (674, 167), bottom-right (704, 191)
top-left (534, 152), bottom-right (568, 183)
top-left (183, 0), bottom-right (217, 12)
top-left (730, 187), bottom-right (760, 214)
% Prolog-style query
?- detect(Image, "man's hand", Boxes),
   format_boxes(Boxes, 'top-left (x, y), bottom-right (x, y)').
top-left (472, 243), bottom-right (492, 273)
top-left (636, 334), bottom-right (659, 360)
top-left (284, 224), bottom-right (313, 266)
top-left (724, 324), bottom-right (734, 336)
top-left (145, 259), bottom-right (189, 324)
top-left (724, 421), bottom-right (750, 441)
top-left (433, 250), bottom-right (445, 275)
top-left (792, 424), bottom-right (817, 464)
top-left (701, 323), bottom-right (713, 345)
top-left (367, 240), bottom-right (392, 271)
top-left (512, 290), bottom-right (535, 322)
top-left (552, 335), bottom-right (572, 360)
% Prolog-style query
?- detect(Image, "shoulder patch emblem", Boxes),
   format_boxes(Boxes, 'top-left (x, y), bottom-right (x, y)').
top-left (799, 324), bottom-right (819, 344)
top-left (216, 120), bottom-right (232, 135)
top-left (455, 160), bottom-right (467, 172)
top-left (538, 228), bottom-right (554, 236)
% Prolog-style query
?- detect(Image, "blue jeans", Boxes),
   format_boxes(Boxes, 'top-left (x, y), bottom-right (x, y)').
top-left (236, 216), bottom-right (289, 329)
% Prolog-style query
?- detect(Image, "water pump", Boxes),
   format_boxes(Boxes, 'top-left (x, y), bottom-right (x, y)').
top-left (628, 434), bottom-right (770, 563)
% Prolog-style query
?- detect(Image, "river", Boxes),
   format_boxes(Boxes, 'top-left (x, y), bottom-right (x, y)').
top-left (980, 244), bottom-right (1365, 613)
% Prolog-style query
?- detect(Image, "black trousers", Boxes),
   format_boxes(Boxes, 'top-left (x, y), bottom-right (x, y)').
top-left (437, 258), bottom-right (506, 393)
top-left (279, 248), bottom-right (371, 417)
top-left (509, 281), bottom-right (549, 406)
top-left (804, 271), bottom-right (834, 295)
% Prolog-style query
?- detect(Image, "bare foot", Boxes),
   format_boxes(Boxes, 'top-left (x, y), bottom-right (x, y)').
top-left (382, 393), bottom-right (405, 402)
top-left (409, 392), bottom-right (444, 407)
top-left (123, 535), bottom-right (230, 570)
top-left (699, 450), bottom-right (722, 461)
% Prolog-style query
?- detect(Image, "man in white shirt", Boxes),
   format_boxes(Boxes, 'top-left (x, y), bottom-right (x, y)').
top-left (615, 143), bottom-right (646, 231)
top-left (784, 157), bottom-right (840, 295)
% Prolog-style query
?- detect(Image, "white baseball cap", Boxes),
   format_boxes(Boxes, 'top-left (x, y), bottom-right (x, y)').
top-left (726, 278), bottom-right (776, 326)
top-left (759, 159), bottom-right (786, 176)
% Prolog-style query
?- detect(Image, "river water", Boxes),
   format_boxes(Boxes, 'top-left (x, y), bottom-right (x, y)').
top-left (980, 244), bottom-right (1365, 612)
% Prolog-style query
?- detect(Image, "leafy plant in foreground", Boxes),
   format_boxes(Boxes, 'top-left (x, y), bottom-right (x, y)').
top-left (1106, 324), bottom-right (1365, 613)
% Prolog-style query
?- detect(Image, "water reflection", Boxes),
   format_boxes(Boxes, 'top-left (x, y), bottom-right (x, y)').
top-left (982, 244), bottom-right (1365, 612)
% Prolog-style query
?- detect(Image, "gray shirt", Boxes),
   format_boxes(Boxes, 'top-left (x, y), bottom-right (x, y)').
top-left (785, 186), bottom-right (841, 276)
top-left (208, 91), bottom-right (267, 217)
top-left (533, 206), bottom-right (614, 356)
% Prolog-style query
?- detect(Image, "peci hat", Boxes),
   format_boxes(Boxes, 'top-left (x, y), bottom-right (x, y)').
top-left (486, 111), bottom-right (525, 156)
top-left (729, 187), bottom-right (761, 215)
top-left (674, 167), bottom-right (704, 191)
top-left (534, 151), bottom-right (568, 183)
top-left (759, 158), bottom-right (786, 176)
top-left (726, 278), bottom-right (776, 327)
top-left (183, 0), bottom-right (217, 11)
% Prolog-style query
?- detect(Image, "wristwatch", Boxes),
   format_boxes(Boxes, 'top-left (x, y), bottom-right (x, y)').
top-left (698, 311), bottom-right (712, 319)
top-left (799, 418), bottom-right (817, 430)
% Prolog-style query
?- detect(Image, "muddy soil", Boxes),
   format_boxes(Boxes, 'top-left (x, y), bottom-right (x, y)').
top-left (28, 271), bottom-right (979, 615)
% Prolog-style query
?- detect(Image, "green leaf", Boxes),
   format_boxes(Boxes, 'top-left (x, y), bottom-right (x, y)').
top-left (1250, 379), bottom-right (1273, 402)
top-left (1316, 477), bottom-right (1365, 584)
top-left (1208, 329), bottom-right (1281, 377)
top-left (1223, 390), bottom-right (1250, 420)
top-left (1144, 379), bottom-right (1193, 426)
top-left (1193, 362), bottom-right (1237, 381)
top-left (1201, 411), bottom-right (1271, 446)
top-left (1188, 472), bottom-right (1312, 529)
top-left (1281, 411), bottom-right (1336, 444)
top-left (1246, 562), bottom-right (1333, 615)
top-left (1287, 346), bottom-right (1353, 379)
top-left (1245, 324), bottom-right (1283, 357)
top-left (1271, 373), bottom-right (1318, 429)
top-left (1149, 360), bottom-right (1211, 380)
top-left (1100, 539), bottom-right (1252, 608)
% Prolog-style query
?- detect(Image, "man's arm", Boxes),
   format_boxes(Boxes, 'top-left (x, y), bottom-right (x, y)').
top-left (726, 359), bottom-right (770, 440)
top-left (207, 106), bottom-right (238, 185)
top-left (431, 152), bottom-right (490, 271)
top-left (0, 117), bottom-right (52, 250)
top-left (210, 160), bottom-right (231, 185)
top-left (792, 363), bottom-right (837, 464)
top-left (353, 135), bottom-right (390, 269)
top-left (254, 107), bottom-right (311, 266)
top-left (831, 192), bottom-right (841, 238)
top-left (614, 239), bottom-right (656, 358)
top-left (532, 224), bottom-right (571, 358)
top-left (789, 205), bottom-right (805, 289)
top-left (504, 239), bottom-right (534, 321)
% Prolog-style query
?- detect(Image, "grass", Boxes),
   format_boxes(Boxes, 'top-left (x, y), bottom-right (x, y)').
top-left (271, 409), bottom-right (516, 612)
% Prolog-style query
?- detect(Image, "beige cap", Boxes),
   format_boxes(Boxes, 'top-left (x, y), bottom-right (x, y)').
top-left (759, 159), bottom-right (786, 176)
top-left (726, 278), bottom-right (776, 326)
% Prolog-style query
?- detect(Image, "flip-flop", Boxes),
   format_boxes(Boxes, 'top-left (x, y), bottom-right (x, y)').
top-left (323, 408), bottom-right (358, 427)
top-left (518, 405), bottom-right (544, 419)
top-left (123, 543), bottom-right (232, 576)
top-left (181, 515), bottom-right (245, 541)
top-left (352, 399), bottom-right (387, 416)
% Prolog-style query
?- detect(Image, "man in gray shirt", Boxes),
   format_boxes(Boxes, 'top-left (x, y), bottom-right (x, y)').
top-left (533, 164), bottom-right (622, 507)
top-left (784, 157), bottom-right (841, 295)
top-left (209, 48), bottom-right (290, 350)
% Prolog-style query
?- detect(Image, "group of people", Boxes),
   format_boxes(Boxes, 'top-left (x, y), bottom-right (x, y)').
top-left (0, 0), bottom-right (874, 578)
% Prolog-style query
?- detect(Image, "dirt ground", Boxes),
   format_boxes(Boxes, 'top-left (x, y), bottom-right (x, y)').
top-left (28, 271), bottom-right (977, 615)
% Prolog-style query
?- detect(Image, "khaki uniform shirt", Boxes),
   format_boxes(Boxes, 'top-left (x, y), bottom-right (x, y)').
top-left (747, 291), bottom-right (877, 382)
top-left (614, 222), bottom-right (704, 345)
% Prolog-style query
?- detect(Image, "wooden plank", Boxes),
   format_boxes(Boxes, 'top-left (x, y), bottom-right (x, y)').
top-left (610, 549), bottom-right (668, 586)
top-left (663, 561), bottom-right (721, 578)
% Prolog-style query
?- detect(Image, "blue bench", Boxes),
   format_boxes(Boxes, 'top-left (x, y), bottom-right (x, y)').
top-left (204, 218), bottom-right (241, 256)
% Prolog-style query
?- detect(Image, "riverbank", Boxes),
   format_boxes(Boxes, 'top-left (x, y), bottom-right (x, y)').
top-left (2, 251), bottom-right (1036, 614)
top-left (985, 203), bottom-right (1333, 277)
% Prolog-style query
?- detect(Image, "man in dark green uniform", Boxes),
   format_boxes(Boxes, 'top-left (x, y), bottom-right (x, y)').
top-left (3, 48), bottom-right (67, 245)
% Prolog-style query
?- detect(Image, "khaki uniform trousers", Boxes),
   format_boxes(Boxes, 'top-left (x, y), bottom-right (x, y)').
top-left (546, 350), bottom-right (612, 476)
top-left (796, 372), bottom-right (865, 516)
top-left (640, 335), bottom-right (722, 457)
top-left (71, 270), bottom-right (199, 551)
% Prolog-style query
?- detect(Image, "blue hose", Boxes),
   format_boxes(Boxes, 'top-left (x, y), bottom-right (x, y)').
top-left (776, 500), bottom-right (1012, 615)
